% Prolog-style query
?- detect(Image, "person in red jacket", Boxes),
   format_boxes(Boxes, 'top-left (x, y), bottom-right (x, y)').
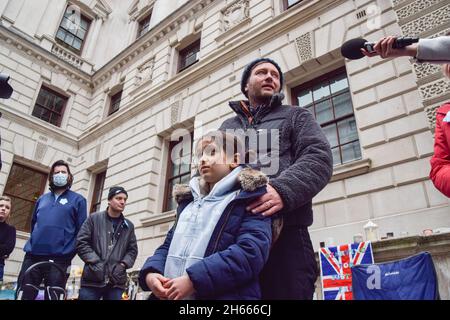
top-left (430, 63), bottom-right (450, 197)
top-left (361, 34), bottom-right (450, 197)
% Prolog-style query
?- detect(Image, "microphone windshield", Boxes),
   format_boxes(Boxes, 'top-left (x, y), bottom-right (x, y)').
top-left (341, 38), bottom-right (367, 60)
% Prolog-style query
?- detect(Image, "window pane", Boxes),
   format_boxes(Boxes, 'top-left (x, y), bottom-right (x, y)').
top-left (8, 199), bottom-right (35, 233)
top-left (167, 197), bottom-right (177, 211)
top-left (338, 117), bottom-right (358, 144)
top-left (65, 33), bottom-right (74, 45)
top-left (56, 28), bottom-right (66, 41)
top-left (305, 105), bottom-right (315, 119)
top-left (46, 94), bottom-right (56, 109)
top-left (288, 0), bottom-right (302, 6)
top-left (50, 113), bottom-right (60, 126)
top-left (61, 17), bottom-right (71, 29)
top-left (165, 133), bottom-right (193, 211)
top-left (315, 99), bottom-right (333, 124)
top-left (322, 124), bottom-right (338, 148)
top-left (185, 52), bottom-right (198, 66)
top-left (342, 141), bottom-right (361, 163)
top-left (80, 18), bottom-right (89, 30)
top-left (76, 28), bottom-right (86, 39)
top-left (33, 88), bottom-right (67, 126)
top-left (180, 155), bottom-right (191, 175)
top-left (312, 83), bottom-right (330, 101)
top-left (3, 164), bottom-right (47, 232)
top-left (32, 105), bottom-right (43, 118)
top-left (330, 73), bottom-right (349, 94)
top-left (166, 178), bottom-right (180, 211)
top-left (54, 97), bottom-right (65, 113)
top-left (297, 89), bottom-right (313, 107)
top-left (36, 91), bottom-right (47, 106)
top-left (73, 38), bottom-right (82, 50)
top-left (41, 108), bottom-right (51, 122)
top-left (333, 92), bottom-right (353, 118)
top-left (90, 171), bottom-right (106, 213)
top-left (171, 160), bottom-right (180, 177)
top-left (331, 147), bottom-right (341, 166)
top-left (180, 173), bottom-right (190, 185)
top-left (179, 41), bottom-right (200, 72)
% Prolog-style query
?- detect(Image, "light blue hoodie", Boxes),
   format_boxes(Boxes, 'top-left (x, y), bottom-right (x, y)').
top-left (164, 166), bottom-right (243, 286)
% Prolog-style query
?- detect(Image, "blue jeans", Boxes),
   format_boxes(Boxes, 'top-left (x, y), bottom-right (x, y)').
top-left (78, 285), bottom-right (124, 300)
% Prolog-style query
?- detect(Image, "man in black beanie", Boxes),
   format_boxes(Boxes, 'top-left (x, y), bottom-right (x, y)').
top-left (77, 186), bottom-right (137, 300)
top-left (219, 58), bottom-right (333, 299)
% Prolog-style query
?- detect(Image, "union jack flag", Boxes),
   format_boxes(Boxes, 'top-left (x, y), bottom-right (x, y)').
top-left (319, 242), bottom-right (374, 300)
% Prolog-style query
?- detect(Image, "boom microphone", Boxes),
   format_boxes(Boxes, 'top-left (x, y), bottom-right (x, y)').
top-left (341, 37), bottom-right (419, 60)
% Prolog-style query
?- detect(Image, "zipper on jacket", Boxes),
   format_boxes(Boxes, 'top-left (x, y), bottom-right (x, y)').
top-left (210, 202), bottom-right (237, 254)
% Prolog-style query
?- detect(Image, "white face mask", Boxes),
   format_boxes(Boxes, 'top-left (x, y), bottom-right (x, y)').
top-left (53, 173), bottom-right (68, 187)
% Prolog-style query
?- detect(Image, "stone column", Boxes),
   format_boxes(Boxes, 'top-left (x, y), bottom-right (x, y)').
top-left (83, 17), bottom-right (104, 61)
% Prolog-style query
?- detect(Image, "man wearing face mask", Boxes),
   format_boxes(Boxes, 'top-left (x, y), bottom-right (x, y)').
top-left (16, 160), bottom-right (87, 300)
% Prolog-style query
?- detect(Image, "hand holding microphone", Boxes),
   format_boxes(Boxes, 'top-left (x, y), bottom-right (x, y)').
top-left (341, 36), bottom-right (419, 60)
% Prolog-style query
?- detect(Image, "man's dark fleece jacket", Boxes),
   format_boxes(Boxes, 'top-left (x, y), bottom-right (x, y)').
top-left (0, 221), bottom-right (16, 265)
top-left (219, 93), bottom-right (333, 227)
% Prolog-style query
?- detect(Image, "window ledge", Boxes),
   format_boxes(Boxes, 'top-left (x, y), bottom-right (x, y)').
top-left (40, 35), bottom-right (94, 73)
top-left (140, 210), bottom-right (176, 227)
top-left (330, 158), bottom-right (371, 182)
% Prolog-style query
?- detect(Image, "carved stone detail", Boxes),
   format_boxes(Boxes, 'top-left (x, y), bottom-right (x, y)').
top-left (413, 63), bottom-right (442, 80)
top-left (419, 78), bottom-right (450, 101)
top-left (400, 4), bottom-right (450, 36)
top-left (425, 104), bottom-right (440, 132)
top-left (396, 0), bottom-right (442, 20)
top-left (135, 57), bottom-right (154, 87)
top-left (34, 142), bottom-right (47, 162)
top-left (222, 0), bottom-right (250, 32)
top-left (170, 101), bottom-right (180, 125)
top-left (295, 32), bottom-right (314, 63)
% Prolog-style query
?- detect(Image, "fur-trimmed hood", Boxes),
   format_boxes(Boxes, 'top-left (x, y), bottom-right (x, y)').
top-left (172, 167), bottom-right (268, 204)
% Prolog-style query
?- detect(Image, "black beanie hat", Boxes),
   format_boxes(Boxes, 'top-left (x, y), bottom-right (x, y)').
top-left (108, 186), bottom-right (128, 200)
top-left (240, 58), bottom-right (284, 98)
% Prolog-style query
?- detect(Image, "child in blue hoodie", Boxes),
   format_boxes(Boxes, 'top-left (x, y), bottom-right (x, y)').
top-left (139, 131), bottom-right (275, 300)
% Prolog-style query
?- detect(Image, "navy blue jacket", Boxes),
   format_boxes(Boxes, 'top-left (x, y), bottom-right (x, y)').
top-left (24, 189), bottom-right (87, 258)
top-left (139, 184), bottom-right (272, 300)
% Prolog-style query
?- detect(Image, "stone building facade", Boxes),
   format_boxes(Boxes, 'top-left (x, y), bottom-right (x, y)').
top-left (0, 0), bottom-right (449, 286)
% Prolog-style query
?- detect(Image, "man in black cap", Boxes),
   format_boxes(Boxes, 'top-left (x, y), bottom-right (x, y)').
top-left (219, 58), bottom-right (333, 299)
top-left (77, 186), bottom-right (138, 300)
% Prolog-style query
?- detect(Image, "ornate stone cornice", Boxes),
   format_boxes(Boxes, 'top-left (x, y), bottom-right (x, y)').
top-left (0, 108), bottom-right (79, 147)
top-left (0, 25), bottom-right (93, 90)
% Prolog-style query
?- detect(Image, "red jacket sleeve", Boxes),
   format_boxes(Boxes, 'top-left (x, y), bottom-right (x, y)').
top-left (430, 103), bottom-right (450, 197)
